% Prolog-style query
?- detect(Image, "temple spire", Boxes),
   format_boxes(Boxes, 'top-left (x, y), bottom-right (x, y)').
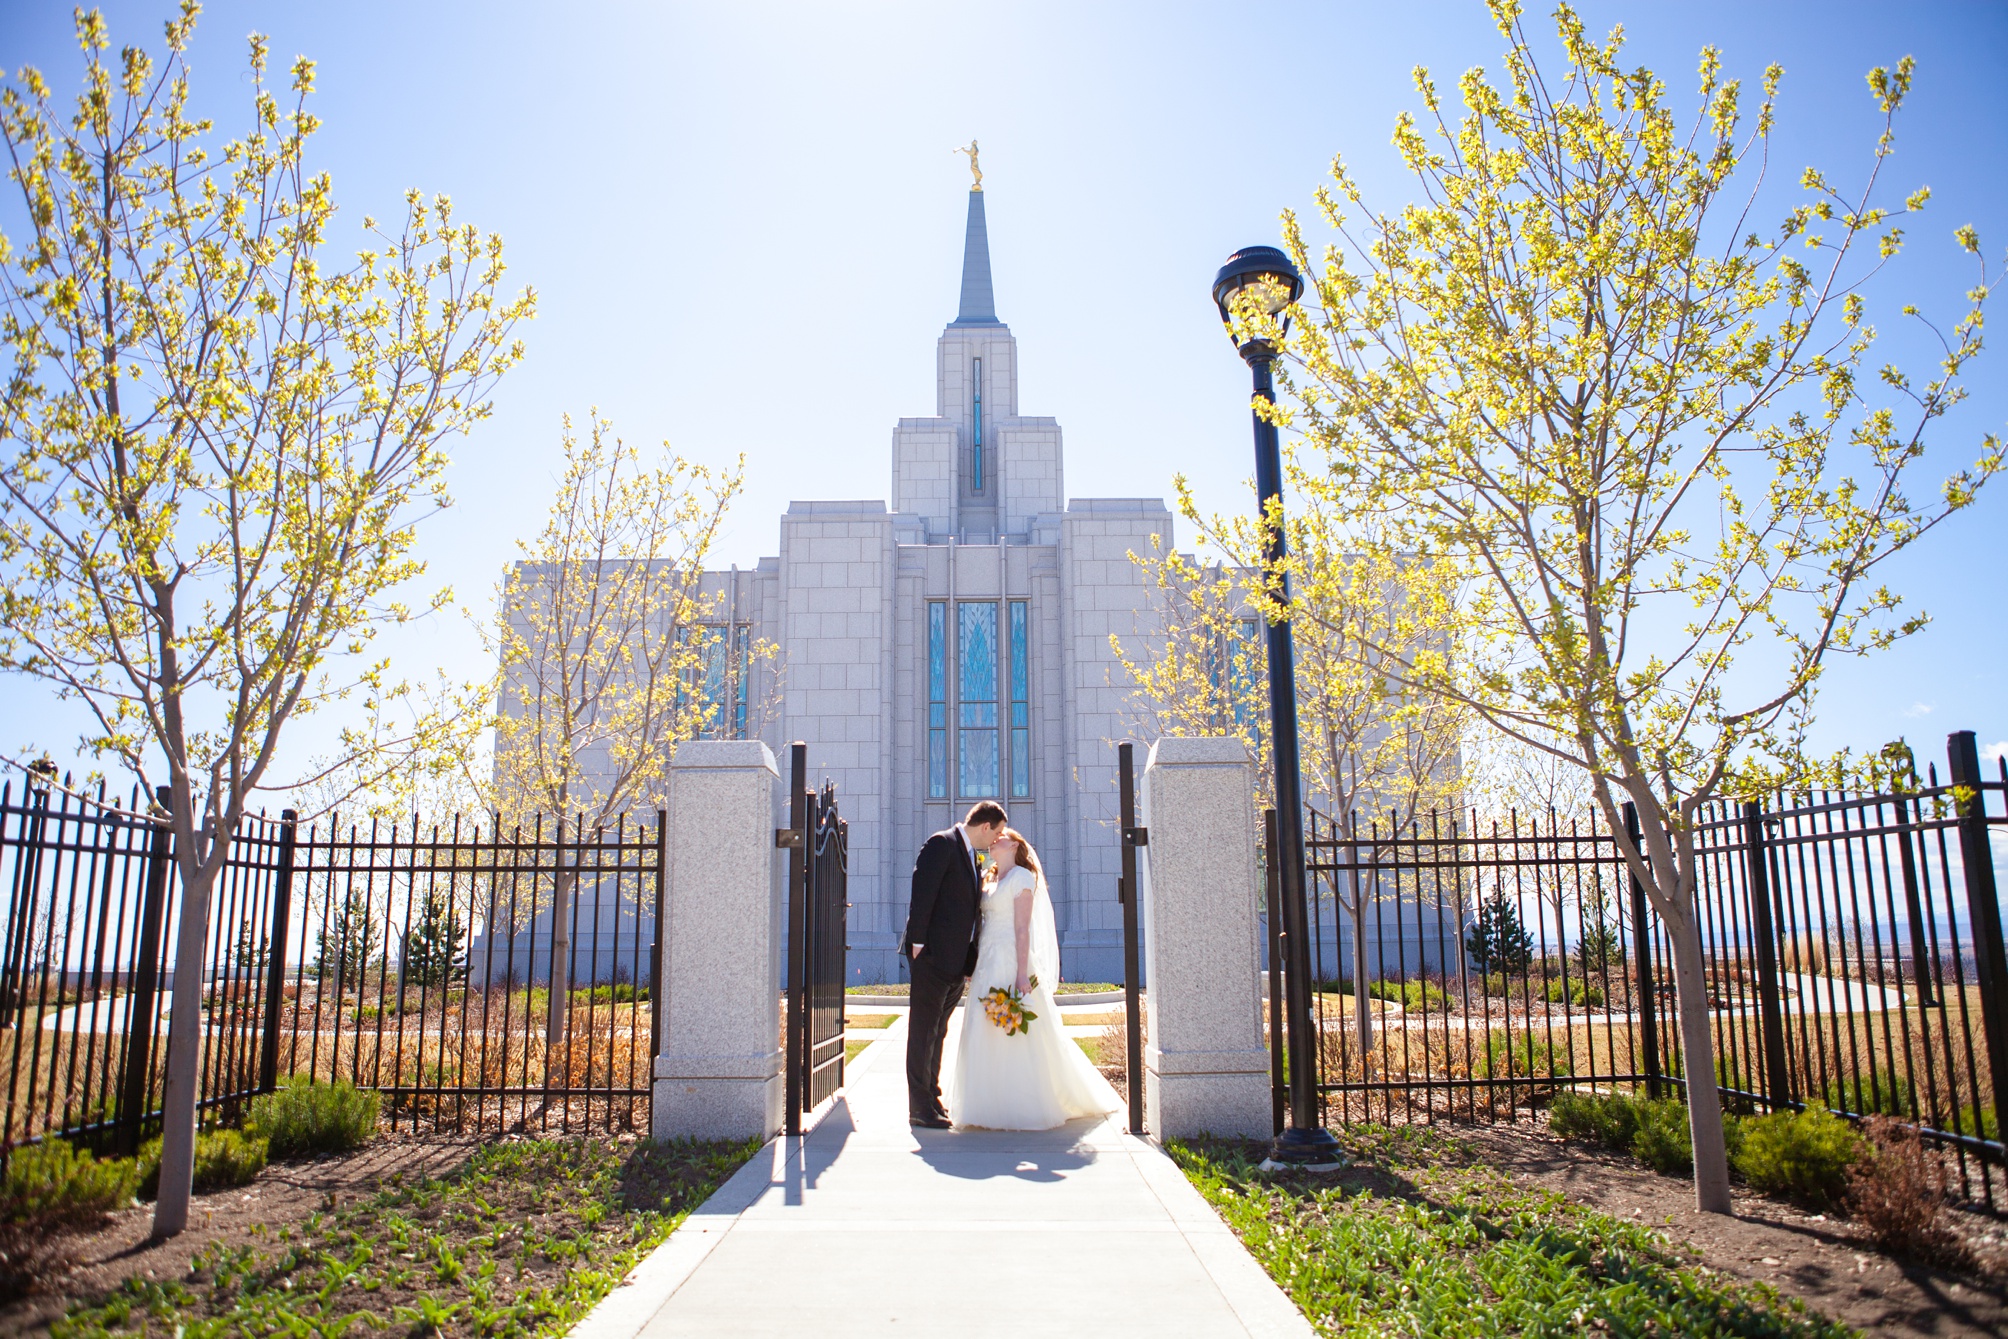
top-left (951, 187), bottom-right (998, 326)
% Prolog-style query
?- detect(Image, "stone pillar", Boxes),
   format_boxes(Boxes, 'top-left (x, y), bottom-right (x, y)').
top-left (653, 740), bottom-right (784, 1141)
top-left (1140, 737), bottom-right (1270, 1138)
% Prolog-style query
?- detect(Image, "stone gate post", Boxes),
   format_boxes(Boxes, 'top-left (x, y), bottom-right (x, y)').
top-left (653, 740), bottom-right (784, 1140)
top-left (1140, 737), bottom-right (1271, 1138)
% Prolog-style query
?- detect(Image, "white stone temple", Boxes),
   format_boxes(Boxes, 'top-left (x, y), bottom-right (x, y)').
top-left (485, 181), bottom-right (1460, 991)
top-left (662, 183), bottom-right (1171, 985)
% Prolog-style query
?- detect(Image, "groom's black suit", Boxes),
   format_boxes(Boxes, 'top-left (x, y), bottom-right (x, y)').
top-left (900, 827), bottom-right (982, 1121)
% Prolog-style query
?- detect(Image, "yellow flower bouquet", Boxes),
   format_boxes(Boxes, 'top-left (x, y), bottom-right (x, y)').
top-left (980, 974), bottom-right (1039, 1036)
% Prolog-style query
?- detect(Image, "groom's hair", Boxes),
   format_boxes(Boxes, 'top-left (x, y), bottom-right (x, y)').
top-left (964, 801), bottom-right (1008, 828)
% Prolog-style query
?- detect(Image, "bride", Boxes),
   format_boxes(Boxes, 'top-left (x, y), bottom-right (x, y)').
top-left (949, 826), bottom-right (1117, 1130)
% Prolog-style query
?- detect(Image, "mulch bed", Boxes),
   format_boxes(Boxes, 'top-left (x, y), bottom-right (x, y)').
top-left (0, 1133), bottom-right (479, 1337)
top-left (1454, 1119), bottom-right (2007, 1336)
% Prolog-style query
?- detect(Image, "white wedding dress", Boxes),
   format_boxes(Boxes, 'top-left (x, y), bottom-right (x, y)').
top-left (949, 865), bottom-right (1117, 1130)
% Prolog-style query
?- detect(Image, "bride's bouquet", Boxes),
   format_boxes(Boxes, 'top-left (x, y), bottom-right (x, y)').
top-left (980, 975), bottom-right (1040, 1036)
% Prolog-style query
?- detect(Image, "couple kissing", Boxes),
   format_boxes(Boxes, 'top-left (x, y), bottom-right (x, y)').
top-left (900, 802), bottom-right (1115, 1131)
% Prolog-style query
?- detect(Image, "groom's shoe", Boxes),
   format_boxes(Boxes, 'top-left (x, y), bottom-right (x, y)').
top-left (909, 1112), bottom-right (952, 1129)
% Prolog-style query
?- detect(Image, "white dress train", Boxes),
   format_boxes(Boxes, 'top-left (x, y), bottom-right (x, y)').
top-left (949, 866), bottom-right (1117, 1130)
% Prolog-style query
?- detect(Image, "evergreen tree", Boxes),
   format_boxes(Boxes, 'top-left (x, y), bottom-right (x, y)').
top-left (1465, 893), bottom-right (1533, 975)
top-left (400, 887), bottom-right (468, 991)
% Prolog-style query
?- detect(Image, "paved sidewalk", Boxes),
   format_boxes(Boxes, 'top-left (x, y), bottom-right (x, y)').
top-left (574, 1013), bottom-right (1312, 1338)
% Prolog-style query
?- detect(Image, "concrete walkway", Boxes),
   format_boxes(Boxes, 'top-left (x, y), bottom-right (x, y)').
top-left (574, 1012), bottom-right (1312, 1338)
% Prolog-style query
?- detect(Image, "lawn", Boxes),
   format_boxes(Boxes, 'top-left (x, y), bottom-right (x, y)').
top-left (846, 1013), bottom-right (898, 1029)
top-left (1170, 1129), bottom-right (1851, 1338)
top-left (48, 1136), bottom-right (757, 1338)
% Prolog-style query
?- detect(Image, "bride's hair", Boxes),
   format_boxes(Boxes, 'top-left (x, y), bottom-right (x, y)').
top-left (986, 826), bottom-right (1042, 882)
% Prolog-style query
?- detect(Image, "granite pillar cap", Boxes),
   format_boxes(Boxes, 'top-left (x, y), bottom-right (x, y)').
top-left (1146, 737), bottom-right (1250, 768)
top-left (670, 739), bottom-right (779, 774)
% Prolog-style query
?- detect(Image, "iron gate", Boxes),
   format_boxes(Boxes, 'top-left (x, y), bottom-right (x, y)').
top-left (783, 743), bottom-right (848, 1135)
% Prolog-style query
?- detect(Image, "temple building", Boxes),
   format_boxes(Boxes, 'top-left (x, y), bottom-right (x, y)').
top-left (483, 176), bottom-right (1468, 989)
top-left (700, 182), bottom-right (1172, 984)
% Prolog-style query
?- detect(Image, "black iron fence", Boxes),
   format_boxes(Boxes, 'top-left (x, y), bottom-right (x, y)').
top-left (1, 768), bottom-right (666, 1155)
top-left (274, 809), bottom-right (663, 1137)
top-left (1275, 731), bottom-right (2008, 1209)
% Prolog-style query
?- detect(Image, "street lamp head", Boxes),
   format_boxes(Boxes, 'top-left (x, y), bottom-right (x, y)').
top-left (1212, 245), bottom-right (1303, 352)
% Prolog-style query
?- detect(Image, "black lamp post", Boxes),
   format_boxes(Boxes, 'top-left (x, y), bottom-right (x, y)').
top-left (1212, 245), bottom-right (1342, 1166)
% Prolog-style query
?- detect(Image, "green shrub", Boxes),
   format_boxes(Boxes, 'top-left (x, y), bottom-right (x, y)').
top-left (1732, 1108), bottom-right (1863, 1209)
top-left (138, 1128), bottom-right (268, 1197)
top-left (0, 1140), bottom-right (141, 1226)
top-left (577, 982), bottom-right (649, 1004)
top-left (1938, 1102), bottom-right (1999, 1141)
top-left (1541, 978), bottom-right (1605, 1008)
top-left (1630, 1098), bottom-right (1697, 1175)
top-left (250, 1076), bottom-right (381, 1157)
top-left (1478, 1030), bottom-right (1572, 1080)
top-left (1550, 1090), bottom-right (1643, 1152)
top-left (1665, 1048), bottom-right (1760, 1114)
top-left (1550, 1090), bottom-right (1754, 1180)
top-left (1823, 1066), bottom-right (1915, 1120)
top-left (1367, 979), bottom-right (1449, 1012)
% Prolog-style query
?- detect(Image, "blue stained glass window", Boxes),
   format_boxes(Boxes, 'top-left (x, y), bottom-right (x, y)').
top-left (685, 625), bottom-right (753, 740)
top-left (1231, 617), bottom-right (1265, 745)
top-left (732, 624), bottom-right (751, 738)
top-left (958, 602), bottom-right (999, 797)
top-left (927, 603), bottom-right (948, 798)
top-left (1009, 601), bottom-right (1030, 797)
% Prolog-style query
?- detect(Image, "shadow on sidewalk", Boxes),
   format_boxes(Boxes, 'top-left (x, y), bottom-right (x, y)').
top-left (909, 1118), bottom-right (1106, 1183)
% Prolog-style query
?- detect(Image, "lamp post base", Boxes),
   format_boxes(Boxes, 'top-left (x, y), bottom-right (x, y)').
top-left (1262, 1124), bottom-right (1347, 1172)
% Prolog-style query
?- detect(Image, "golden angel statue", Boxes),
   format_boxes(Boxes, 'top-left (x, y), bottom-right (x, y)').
top-left (954, 140), bottom-right (982, 191)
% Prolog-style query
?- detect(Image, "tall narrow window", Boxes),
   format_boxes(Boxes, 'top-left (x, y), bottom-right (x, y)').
top-left (685, 625), bottom-right (753, 740)
top-left (927, 602), bottom-right (948, 799)
top-left (731, 623), bottom-right (751, 738)
top-left (971, 356), bottom-right (984, 492)
top-left (957, 602), bottom-right (999, 797)
top-left (1230, 616), bottom-right (1264, 745)
top-left (1008, 600), bottom-right (1031, 797)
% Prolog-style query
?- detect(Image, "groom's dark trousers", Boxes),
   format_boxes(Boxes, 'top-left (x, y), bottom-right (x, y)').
top-left (901, 828), bottom-right (981, 1120)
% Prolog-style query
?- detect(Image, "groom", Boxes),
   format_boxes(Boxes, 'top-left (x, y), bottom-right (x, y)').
top-left (900, 801), bottom-right (1008, 1128)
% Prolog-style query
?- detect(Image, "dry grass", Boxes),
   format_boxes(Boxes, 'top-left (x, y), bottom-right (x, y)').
top-left (1095, 1012), bottom-right (1146, 1101)
top-left (1066, 1011), bottom-right (1124, 1028)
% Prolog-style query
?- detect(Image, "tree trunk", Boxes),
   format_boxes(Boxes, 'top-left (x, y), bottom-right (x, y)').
top-left (1666, 905), bottom-right (1733, 1213)
top-left (151, 826), bottom-right (214, 1238)
top-left (1350, 887), bottom-right (1372, 1067)
top-left (546, 858), bottom-right (574, 1048)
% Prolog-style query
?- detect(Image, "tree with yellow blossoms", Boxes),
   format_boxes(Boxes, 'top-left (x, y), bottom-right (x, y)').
top-left (1118, 470), bottom-right (1466, 1065)
top-left (1243, 1), bottom-right (2000, 1210)
top-left (490, 412), bottom-right (755, 1045)
top-left (0, 7), bottom-right (531, 1234)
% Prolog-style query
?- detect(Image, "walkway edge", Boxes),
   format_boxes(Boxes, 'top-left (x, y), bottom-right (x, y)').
top-left (567, 1031), bottom-right (885, 1339)
top-left (1124, 1135), bottom-right (1316, 1338)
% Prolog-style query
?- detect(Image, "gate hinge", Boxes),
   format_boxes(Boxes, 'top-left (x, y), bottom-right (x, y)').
top-left (1125, 826), bottom-right (1149, 847)
top-left (774, 828), bottom-right (802, 849)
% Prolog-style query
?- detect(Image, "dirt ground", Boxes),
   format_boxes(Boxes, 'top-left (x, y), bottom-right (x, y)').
top-left (0, 1133), bottom-right (479, 1337)
top-left (1457, 1121), bottom-right (2008, 1337)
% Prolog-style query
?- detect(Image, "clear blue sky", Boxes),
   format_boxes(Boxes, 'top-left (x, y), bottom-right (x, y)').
top-left (2, 0), bottom-right (2004, 797)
